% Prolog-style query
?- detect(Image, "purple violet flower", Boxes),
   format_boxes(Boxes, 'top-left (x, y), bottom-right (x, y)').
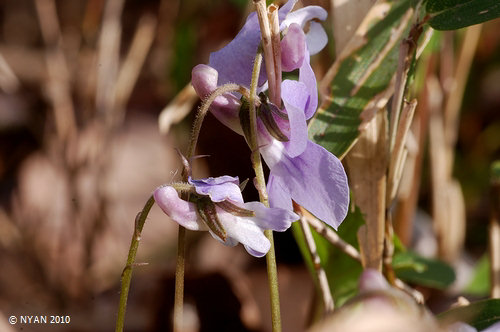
top-left (154, 175), bottom-right (298, 257)
top-left (191, 0), bottom-right (349, 229)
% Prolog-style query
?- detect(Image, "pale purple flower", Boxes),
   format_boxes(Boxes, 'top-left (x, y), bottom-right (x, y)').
top-left (191, 0), bottom-right (349, 229)
top-left (447, 321), bottom-right (500, 332)
top-left (154, 175), bottom-right (298, 257)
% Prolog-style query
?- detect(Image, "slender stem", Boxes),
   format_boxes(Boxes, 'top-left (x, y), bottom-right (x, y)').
top-left (173, 225), bottom-right (186, 332)
top-left (247, 50), bottom-right (281, 332)
top-left (187, 83), bottom-right (249, 161)
top-left (116, 195), bottom-right (155, 332)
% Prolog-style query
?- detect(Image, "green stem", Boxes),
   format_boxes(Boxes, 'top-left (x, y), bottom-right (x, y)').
top-left (248, 51), bottom-right (282, 332)
top-left (115, 195), bottom-right (155, 332)
top-left (173, 225), bottom-right (186, 332)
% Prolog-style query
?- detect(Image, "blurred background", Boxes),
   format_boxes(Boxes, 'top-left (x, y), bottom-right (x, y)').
top-left (0, 0), bottom-right (498, 331)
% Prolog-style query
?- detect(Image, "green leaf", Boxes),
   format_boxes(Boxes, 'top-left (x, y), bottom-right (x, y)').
top-left (426, 0), bottom-right (500, 30)
top-left (464, 254), bottom-right (490, 296)
top-left (309, 0), bottom-right (416, 158)
top-left (292, 204), bottom-right (364, 308)
top-left (438, 299), bottom-right (500, 330)
top-left (393, 251), bottom-right (456, 289)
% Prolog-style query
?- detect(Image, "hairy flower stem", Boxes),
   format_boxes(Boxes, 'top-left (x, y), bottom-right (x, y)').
top-left (248, 50), bottom-right (282, 332)
top-left (116, 195), bottom-right (155, 332)
top-left (174, 82), bottom-right (250, 331)
top-left (115, 83), bottom-right (249, 332)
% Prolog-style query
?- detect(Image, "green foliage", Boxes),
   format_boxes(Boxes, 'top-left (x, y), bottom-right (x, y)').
top-left (308, 0), bottom-right (414, 158)
top-left (292, 204), bottom-right (364, 308)
top-left (438, 299), bottom-right (500, 330)
top-left (393, 251), bottom-right (456, 289)
top-left (172, 23), bottom-right (197, 93)
top-left (426, 0), bottom-right (500, 30)
top-left (464, 254), bottom-right (490, 296)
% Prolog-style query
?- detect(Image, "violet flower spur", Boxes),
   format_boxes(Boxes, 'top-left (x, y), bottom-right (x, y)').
top-left (153, 175), bottom-right (298, 257)
top-left (191, 0), bottom-right (349, 229)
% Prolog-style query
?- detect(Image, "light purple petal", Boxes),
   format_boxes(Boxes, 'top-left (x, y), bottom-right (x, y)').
top-left (359, 269), bottom-right (391, 293)
top-left (482, 321), bottom-right (500, 332)
top-left (267, 173), bottom-right (293, 212)
top-left (153, 186), bottom-right (207, 231)
top-left (281, 23), bottom-right (305, 72)
top-left (447, 322), bottom-right (477, 332)
top-left (244, 201), bottom-right (298, 231)
top-left (189, 176), bottom-right (243, 203)
top-left (298, 49), bottom-right (318, 119)
top-left (217, 207), bottom-right (271, 257)
top-left (281, 79), bottom-right (308, 157)
top-left (209, 0), bottom-right (297, 87)
top-left (306, 21), bottom-right (328, 55)
top-left (209, 11), bottom-right (265, 87)
top-left (191, 64), bottom-right (243, 134)
top-left (282, 6), bottom-right (327, 55)
top-left (262, 140), bottom-right (350, 230)
top-left (282, 5), bottom-right (327, 28)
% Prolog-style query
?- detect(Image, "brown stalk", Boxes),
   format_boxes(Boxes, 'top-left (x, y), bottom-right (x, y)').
top-left (301, 208), bottom-right (361, 262)
top-left (0, 52), bottom-right (20, 93)
top-left (34, 0), bottom-right (77, 141)
top-left (158, 84), bottom-right (198, 135)
top-left (490, 167), bottom-right (500, 298)
top-left (114, 14), bottom-right (157, 125)
top-left (330, 0), bottom-right (376, 57)
top-left (428, 26), bottom-right (481, 262)
top-left (295, 205), bottom-right (335, 313)
top-left (253, 0), bottom-right (276, 102)
top-left (96, 0), bottom-right (124, 118)
top-left (346, 109), bottom-right (387, 271)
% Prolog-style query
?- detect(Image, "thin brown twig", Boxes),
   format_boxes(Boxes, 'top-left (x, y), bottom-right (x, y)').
top-left (34, 0), bottom-right (77, 141)
top-left (490, 164), bottom-right (500, 298)
top-left (114, 14), bottom-right (157, 125)
top-left (96, 0), bottom-right (124, 118)
top-left (295, 205), bottom-right (334, 313)
top-left (299, 207), bottom-right (361, 262)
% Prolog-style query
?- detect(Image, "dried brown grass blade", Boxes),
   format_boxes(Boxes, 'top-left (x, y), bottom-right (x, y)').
top-left (346, 109), bottom-right (387, 271)
top-left (114, 14), bottom-right (157, 124)
top-left (330, 0), bottom-right (376, 57)
top-left (34, 0), bottom-right (77, 140)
